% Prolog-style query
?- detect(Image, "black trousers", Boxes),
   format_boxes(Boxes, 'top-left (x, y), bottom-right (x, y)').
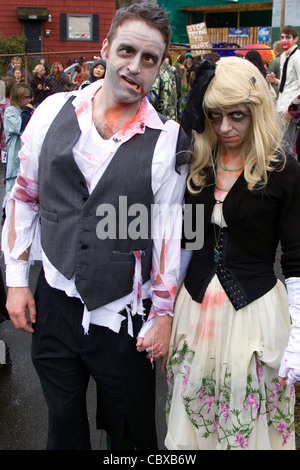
top-left (32, 270), bottom-right (157, 450)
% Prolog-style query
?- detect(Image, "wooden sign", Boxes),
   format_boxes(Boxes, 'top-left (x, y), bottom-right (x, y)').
top-left (186, 22), bottom-right (211, 56)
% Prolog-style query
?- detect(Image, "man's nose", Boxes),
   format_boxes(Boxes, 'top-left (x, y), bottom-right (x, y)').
top-left (128, 55), bottom-right (141, 74)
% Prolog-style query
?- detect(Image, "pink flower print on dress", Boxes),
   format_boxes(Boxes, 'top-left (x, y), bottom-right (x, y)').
top-left (247, 393), bottom-right (259, 409)
top-left (277, 419), bottom-right (292, 446)
top-left (198, 386), bottom-right (207, 404)
top-left (220, 402), bottom-right (230, 423)
top-left (205, 395), bottom-right (214, 413)
top-left (166, 373), bottom-right (174, 386)
top-left (234, 432), bottom-right (249, 449)
top-left (182, 365), bottom-right (190, 385)
top-left (269, 382), bottom-right (281, 411)
top-left (255, 354), bottom-right (264, 383)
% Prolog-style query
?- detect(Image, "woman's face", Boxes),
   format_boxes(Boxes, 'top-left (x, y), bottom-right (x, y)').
top-left (208, 104), bottom-right (252, 151)
top-left (14, 69), bottom-right (22, 81)
top-left (93, 64), bottom-right (105, 79)
top-left (20, 91), bottom-right (32, 108)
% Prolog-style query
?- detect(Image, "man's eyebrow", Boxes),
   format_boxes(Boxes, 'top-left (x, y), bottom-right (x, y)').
top-left (117, 42), bottom-right (161, 60)
top-left (118, 42), bottom-right (135, 50)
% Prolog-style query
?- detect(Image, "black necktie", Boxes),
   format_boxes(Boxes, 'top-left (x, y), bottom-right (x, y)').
top-left (279, 47), bottom-right (297, 93)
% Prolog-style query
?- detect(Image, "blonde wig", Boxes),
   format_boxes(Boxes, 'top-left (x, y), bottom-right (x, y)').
top-left (187, 56), bottom-right (284, 193)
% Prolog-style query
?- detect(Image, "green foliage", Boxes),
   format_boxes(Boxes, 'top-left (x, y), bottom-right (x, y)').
top-left (0, 34), bottom-right (40, 78)
top-left (0, 34), bottom-right (26, 76)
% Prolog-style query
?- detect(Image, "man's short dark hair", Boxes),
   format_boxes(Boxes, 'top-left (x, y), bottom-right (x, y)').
top-left (281, 25), bottom-right (299, 39)
top-left (106, 2), bottom-right (171, 59)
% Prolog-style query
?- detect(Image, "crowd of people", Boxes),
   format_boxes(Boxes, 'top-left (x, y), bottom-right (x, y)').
top-left (0, 1), bottom-right (300, 452)
top-left (0, 55), bottom-right (107, 217)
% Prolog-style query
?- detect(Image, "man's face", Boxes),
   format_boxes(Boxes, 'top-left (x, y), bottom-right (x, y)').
top-left (101, 20), bottom-right (165, 104)
top-left (13, 59), bottom-right (22, 68)
top-left (280, 33), bottom-right (298, 50)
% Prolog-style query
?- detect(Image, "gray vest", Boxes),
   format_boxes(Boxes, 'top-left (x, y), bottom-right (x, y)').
top-left (38, 96), bottom-right (164, 311)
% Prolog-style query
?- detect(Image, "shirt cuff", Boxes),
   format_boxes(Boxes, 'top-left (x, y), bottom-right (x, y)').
top-left (5, 261), bottom-right (30, 287)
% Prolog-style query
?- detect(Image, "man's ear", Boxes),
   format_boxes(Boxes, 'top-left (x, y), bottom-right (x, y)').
top-left (101, 38), bottom-right (109, 60)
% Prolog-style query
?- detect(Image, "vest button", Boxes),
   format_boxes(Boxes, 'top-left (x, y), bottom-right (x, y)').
top-left (84, 211), bottom-right (90, 217)
top-left (82, 196), bottom-right (88, 202)
top-left (81, 244), bottom-right (88, 250)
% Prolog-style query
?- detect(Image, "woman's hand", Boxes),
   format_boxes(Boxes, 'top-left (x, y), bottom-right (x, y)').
top-left (136, 315), bottom-right (172, 372)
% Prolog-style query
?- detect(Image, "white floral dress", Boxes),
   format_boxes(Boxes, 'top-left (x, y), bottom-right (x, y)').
top-left (165, 191), bottom-right (295, 450)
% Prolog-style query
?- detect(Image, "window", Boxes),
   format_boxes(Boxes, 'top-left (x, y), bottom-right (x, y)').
top-left (60, 14), bottom-right (99, 42)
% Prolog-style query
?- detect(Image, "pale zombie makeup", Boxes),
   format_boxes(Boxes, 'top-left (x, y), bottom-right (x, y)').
top-left (102, 20), bottom-right (165, 104)
top-left (280, 33), bottom-right (298, 50)
top-left (208, 105), bottom-right (252, 150)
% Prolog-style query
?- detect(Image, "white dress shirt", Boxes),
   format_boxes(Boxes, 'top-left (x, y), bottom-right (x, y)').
top-left (2, 80), bottom-right (188, 335)
top-left (277, 45), bottom-right (300, 113)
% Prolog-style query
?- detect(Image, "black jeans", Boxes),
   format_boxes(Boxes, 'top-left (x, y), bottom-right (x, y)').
top-left (32, 270), bottom-right (157, 450)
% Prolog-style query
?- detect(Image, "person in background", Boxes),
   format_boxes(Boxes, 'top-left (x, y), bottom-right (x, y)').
top-left (288, 94), bottom-right (300, 160)
top-left (31, 64), bottom-right (51, 107)
top-left (165, 53), bottom-right (181, 119)
top-left (6, 56), bottom-right (31, 83)
top-left (0, 266), bottom-right (10, 367)
top-left (2, 2), bottom-right (188, 451)
top-left (267, 25), bottom-right (300, 155)
top-left (203, 52), bottom-right (220, 63)
top-left (165, 57), bottom-right (299, 450)
top-left (13, 68), bottom-right (25, 84)
top-left (0, 77), bottom-right (15, 185)
top-left (79, 59), bottom-right (106, 90)
top-left (245, 49), bottom-right (277, 101)
top-left (39, 58), bottom-right (49, 75)
top-left (72, 57), bottom-right (90, 88)
top-left (48, 62), bottom-right (73, 94)
top-left (185, 52), bottom-right (196, 88)
top-left (3, 83), bottom-right (34, 205)
top-left (149, 57), bottom-right (177, 120)
top-left (267, 40), bottom-right (283, 96)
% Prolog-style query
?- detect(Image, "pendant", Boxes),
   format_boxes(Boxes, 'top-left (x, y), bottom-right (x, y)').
top-left (214, 247), bottom-right (220, 263)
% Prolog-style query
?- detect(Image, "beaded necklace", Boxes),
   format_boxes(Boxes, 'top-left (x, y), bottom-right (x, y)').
top-left (216, 158), bottom-right (244, 172)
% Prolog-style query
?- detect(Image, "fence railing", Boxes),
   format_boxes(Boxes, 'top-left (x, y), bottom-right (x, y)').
top-left (0, 24), bottom-right (274, 79)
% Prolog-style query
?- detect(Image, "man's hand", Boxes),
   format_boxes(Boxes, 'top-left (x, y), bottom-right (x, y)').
top-left (136, 315), bottom-right (172, 372)
top-left (266, 72), bottom-right (278, 84)
top-left (6, 286), bottom-right (36, 333)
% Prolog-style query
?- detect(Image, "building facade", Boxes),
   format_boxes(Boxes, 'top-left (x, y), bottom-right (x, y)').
top-left (159, 0), bottom-right (300, 46)
top-left (0, 0), bottom-right (115, 66)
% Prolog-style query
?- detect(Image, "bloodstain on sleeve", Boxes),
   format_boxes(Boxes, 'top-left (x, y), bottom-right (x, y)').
top-left (12, 173), bottom-right (39, 210)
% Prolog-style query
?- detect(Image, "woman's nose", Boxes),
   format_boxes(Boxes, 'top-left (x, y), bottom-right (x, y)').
top-left (219, 115), bottom-right (232, 132)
